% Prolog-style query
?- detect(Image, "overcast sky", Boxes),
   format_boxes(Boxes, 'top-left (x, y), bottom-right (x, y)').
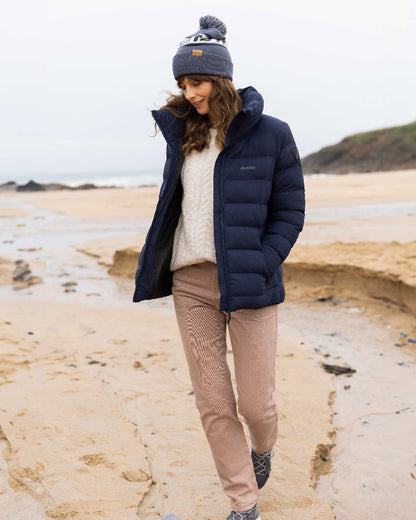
top-left (1, 0), bottom-right (415, 178)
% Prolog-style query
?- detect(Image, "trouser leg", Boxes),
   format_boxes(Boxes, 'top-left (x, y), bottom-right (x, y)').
top-left (172, 263), bottom-right (258, 512)
top-left (228, 305), bottom-right (278, 454)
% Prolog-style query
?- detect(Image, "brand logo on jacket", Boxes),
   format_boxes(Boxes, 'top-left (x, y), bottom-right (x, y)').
top-left (240, 166), bottom-right (256, 170)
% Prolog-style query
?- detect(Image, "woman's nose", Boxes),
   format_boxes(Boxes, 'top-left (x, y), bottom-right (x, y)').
top-left (185, 87), bottom-right (195, 101)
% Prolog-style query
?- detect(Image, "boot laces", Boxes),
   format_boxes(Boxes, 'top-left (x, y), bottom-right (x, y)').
top-left (252, 449), bottom-right (274, 476)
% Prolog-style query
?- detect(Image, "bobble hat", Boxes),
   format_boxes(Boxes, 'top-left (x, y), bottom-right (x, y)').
top-left (172, 15), bottom-right (233, 80)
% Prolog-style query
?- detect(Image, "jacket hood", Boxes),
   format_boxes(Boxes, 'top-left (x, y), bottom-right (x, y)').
top-left (152, 86), bottom-right (264, 146)
top-left (226, 86), bottom-right (264, 146)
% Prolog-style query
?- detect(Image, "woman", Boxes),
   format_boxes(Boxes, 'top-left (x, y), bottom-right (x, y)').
top-left (133, 15), bottom-right (305, 520)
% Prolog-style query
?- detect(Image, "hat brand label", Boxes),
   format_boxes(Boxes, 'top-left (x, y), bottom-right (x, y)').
top-left (192, 49), bottom-right (203, 56)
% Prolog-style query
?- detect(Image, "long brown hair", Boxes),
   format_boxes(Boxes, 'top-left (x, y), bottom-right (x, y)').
top-left (159, 75), bottom-right (242, 156)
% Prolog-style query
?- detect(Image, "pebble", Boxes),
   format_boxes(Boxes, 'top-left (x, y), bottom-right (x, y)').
top-left (408, 338), bottom-right (416, 344)
top-left (322, 363), bottom-right (356, 375)
top-left (12, 260), bottom-right (31, 281)
top-left (62, 281), bottom-right (77, 288)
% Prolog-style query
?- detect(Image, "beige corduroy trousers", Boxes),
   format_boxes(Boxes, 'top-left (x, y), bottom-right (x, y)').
top-left (172, 262), bottom-right (278, 512)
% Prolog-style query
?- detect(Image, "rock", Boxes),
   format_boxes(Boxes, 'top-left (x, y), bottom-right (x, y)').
top-left (63, 281), bottom-right (77, 292)
top-left (322, 363), bottom-right (356, 376)
top-left (75, 183), bottom-right (98, 190)
top-left (13, 180), bottom-right (100, 192)
top-left (12, 260), bottom-right (31, 281)
top-left (62, 281), bottom-right (78, 287)
top-left (11, 260), bottom-right (42, 287)
top-left (17, 180), bottom-right (46, 192)
top-left (0, 181), bottom-right (17, 191)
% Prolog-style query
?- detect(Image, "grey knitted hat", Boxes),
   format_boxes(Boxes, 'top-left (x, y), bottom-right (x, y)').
top-left (172, 15), bottom-right (233, 80)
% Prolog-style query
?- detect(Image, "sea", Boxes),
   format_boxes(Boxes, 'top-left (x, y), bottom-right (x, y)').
top-left (0, 169), bottom-right (162, 189)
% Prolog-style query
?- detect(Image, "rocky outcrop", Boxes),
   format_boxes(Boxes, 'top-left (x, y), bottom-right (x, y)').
top-left (1, 180), bottom-right (100, 192)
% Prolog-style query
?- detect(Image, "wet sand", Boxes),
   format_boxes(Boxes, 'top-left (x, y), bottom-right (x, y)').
top-left (1, 169), bottom-right (415, 519)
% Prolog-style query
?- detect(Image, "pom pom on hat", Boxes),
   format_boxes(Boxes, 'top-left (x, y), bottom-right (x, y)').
top-left (199, 15), bottom-right (227, 35)
top-left (172, 15), bottom-right (233, 80)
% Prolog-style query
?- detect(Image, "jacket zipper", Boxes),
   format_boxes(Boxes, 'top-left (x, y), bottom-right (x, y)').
top-left (217, 152), bottom-right (231, 321)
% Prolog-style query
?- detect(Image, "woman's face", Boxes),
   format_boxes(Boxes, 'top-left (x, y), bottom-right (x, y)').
top-left (181, 77), bottom-right (213, 116)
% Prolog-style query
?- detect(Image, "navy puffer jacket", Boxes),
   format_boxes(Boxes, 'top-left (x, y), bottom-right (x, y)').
top-left (133, 86), bottom-right (305, 313)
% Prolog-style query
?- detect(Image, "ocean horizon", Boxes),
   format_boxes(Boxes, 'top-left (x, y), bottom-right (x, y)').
top-left (0, 168), bottom-right (336, 190)
top-left (0, 169), bottom-right (162, 189)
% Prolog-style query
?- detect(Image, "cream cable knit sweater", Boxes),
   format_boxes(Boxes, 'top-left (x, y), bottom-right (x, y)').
top-left (170, 128), bottom-right (220, 271)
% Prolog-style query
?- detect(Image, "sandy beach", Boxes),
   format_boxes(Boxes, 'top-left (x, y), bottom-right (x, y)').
top-left (1, 170), bottom-right (415, 519)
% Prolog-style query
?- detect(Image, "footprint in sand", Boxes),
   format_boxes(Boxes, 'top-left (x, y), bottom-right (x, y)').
top-left (79, 453), bottom-right (115, 469)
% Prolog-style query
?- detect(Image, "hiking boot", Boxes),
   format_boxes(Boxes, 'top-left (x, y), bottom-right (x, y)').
top-left (227, 503), bottom-right (260, 520)
top-left (251, 449), bottom-right (274, 489)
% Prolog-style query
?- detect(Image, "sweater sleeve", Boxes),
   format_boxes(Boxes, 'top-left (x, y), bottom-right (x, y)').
top-left (261, 122), bottom-right (305, 276)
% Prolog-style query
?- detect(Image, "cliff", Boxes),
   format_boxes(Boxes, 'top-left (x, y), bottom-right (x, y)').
top-left (301, 121), bottom-right (416, 174)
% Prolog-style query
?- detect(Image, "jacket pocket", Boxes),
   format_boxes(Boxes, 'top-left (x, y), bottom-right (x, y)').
top-left (261, 242), bottom-right (281, 279)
